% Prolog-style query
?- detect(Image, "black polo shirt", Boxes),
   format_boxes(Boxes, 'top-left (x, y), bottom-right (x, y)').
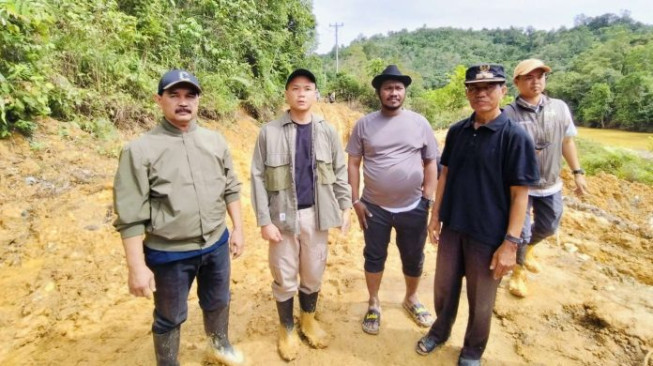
top-left (439, 111), bottom-right (539, 248)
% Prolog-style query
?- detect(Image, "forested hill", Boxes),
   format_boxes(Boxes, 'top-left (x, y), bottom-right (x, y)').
top-left (321, 13), bottom-right (653, 131)
top-left (3, 4), bottom-right (652, 136)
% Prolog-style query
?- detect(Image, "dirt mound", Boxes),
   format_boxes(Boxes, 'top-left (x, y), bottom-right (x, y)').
top-left (0, 104), bottom-right (651, 365)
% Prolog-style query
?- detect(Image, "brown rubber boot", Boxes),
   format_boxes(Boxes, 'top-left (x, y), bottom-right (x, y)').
top-left (299, 292), bottom-right (329, 348)
top-left (278, 323), bottom-right (301, 361)
top-left (276, 298), bottom-right (300, 361)
top-left (523, 245), bottom-right (542, 273)
top-left (509, 265), bottom-right (528, 298)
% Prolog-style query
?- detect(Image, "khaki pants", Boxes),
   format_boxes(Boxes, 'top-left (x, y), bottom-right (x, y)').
top-left (268, 207), bottom-right (328, 301)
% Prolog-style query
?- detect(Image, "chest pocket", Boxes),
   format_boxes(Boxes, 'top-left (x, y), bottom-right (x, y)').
top-left (316, 150), bottom-right (336, 184)
top-left (265, 153), bottom-right (291, 191)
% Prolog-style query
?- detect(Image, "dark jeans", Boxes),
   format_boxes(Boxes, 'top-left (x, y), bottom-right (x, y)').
top-left (149, 242), bottom-right (231, 334)
top-left (428, 226), bottom-right (501, 360)
top-left (362, 198), bottom-right (428, 277)
top-left (518, 191), bottom-right (563, 264)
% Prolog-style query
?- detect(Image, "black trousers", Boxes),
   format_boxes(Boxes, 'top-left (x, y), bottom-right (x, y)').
top-left (149, 242), bottom-right (231, 334)
top-left (428, 226), bottom-right (501, 360)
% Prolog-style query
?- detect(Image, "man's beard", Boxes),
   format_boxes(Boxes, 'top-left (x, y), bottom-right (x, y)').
top-left (381, 99), bottom-right (403, 111)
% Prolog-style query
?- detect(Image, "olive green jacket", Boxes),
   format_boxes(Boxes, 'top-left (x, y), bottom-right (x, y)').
top-left (113, 118), bottom-right (241, 251)
top-left (251, 112), bottom-right (351, 233)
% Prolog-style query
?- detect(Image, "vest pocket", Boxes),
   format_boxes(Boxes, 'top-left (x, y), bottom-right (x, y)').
top-left (265, 154), bottom-right (291, 191)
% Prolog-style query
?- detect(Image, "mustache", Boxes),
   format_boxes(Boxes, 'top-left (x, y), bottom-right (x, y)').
top-left (175, 108), bottom-right (192, 113)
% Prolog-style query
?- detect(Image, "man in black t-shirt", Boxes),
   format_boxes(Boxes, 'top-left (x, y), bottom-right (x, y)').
top-left (250, 69), bottom-right (352, 361)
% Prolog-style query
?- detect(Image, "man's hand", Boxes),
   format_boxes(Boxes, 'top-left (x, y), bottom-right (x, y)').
top-left (340, 209), bottom-right (351, 235)
top-left (353, 201), bottom-right (373, 230)
top-left (229, 227), bottom-right (245, 259)
top-left (427, 214), bottom-right (441, 245)
top-left (128, 264), bottom-right (156, 299)
top-left (261, 223), bottom-right (283, 243)
top-left (489, 241), bottom-right (518, 280)
top-left (574, 174), bottom-right (589, 197)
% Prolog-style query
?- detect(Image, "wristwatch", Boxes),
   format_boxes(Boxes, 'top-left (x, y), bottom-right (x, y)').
top-left (504, 234), bottom-right (523, 246)
top-left (572, 168), bottom-right (585, 175)
top-left (422, 196), bottom-right (434, 208)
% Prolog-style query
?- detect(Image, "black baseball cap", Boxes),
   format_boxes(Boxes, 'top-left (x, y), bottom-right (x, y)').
top-left (285, 68), bottom-right (317, 89)
top-left (464, 64), bottom-right (506, 85)
top-left (157, 69), bottom-right (202, 95)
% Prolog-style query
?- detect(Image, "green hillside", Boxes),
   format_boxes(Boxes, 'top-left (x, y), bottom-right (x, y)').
top-left (0, 0), bottom-right (315, 137)
top-left (321, 13), bottom-right (653, 132)
top-left (3, 4), bottom-right (653, 137)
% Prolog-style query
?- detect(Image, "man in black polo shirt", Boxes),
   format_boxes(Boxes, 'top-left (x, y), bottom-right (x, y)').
top-left (415, 64), bottom-right (539, 366)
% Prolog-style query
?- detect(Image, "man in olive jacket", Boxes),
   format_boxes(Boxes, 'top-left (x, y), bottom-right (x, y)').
top-left (113, 70), bottom-right (244, 366)
top-left (250, 69), bottom-right (351, 361)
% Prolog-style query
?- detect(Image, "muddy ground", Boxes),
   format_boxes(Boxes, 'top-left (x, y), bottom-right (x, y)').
top-left (0, 103), bottom-right (651, 365)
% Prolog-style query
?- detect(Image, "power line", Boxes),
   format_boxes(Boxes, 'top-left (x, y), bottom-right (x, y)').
top-left (329, 22), bottom-right (344, 73)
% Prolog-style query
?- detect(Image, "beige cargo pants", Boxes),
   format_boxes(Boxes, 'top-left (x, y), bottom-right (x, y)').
top-left (268, 207), bottom-right (328, 301)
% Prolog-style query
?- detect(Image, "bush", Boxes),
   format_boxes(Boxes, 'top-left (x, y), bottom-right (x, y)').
top-left (0, 0), bottom-right (316, 137)
top-left (0, 0), bottom-right (54, 136)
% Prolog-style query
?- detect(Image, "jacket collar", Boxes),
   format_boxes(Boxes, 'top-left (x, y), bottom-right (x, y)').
top-left (515, 94), bottom-right (550, 111)
top-left (160, 118), bottom-right (198, 134)
top-left (280, 110), bottom-right (324, 126)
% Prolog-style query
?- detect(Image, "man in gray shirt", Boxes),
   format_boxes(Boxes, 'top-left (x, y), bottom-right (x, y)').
top-left (347, 65), bottom-right (440, 335)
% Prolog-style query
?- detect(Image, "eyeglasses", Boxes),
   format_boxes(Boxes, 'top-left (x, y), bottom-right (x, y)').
top-left (465, 83), bottom-right (502, 94)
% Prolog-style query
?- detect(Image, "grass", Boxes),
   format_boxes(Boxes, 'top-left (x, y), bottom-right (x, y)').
top-left (576, 137), bottom-right (653, 185)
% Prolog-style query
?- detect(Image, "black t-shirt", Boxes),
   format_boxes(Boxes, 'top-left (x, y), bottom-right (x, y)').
top-left (294, 122), bottom-right (315, 208)
top-left (439, 111), bottom-right (539, 247)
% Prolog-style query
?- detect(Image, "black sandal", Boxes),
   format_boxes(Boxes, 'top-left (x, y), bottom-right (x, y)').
top-left (361, 309), bottom-right (381, 335)
top-left (416, 333), bottom-right (442, 355)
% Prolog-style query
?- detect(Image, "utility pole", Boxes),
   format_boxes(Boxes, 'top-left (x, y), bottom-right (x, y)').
top-left (329, 22), bottom-right (344, 73)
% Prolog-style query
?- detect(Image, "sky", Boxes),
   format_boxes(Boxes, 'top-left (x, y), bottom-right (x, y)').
top-left (312, 0), bottom-right (653, 54)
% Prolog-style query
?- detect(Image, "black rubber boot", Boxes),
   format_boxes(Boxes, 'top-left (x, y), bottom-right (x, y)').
top-left (276, 297), bottom-right (295, 331)
top-left (298, 291), bottom-right (328, 348)
top-left (153, 327), bottom-right (180, 366)
top-left (298, 291), bottom-right (319, 313)
top-left (276, 297), bottom-right (300, 360)
top-left (203, 306), bottom-right (243, 365)
top-left (204, 305), bottom-right (233, 349)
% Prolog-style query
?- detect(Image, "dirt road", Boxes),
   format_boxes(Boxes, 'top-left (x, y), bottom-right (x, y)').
top-left (0, 104), bottom-right (651, 365)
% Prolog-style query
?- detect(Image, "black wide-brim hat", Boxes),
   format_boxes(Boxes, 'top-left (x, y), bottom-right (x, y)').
top-left (371, 65), bottom-right (412, 89)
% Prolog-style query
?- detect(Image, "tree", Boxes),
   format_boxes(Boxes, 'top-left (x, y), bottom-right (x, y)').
top-left (613, 73), bottom-right (653, 130)
top-left (579, 83), bottom-right (613, 128)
